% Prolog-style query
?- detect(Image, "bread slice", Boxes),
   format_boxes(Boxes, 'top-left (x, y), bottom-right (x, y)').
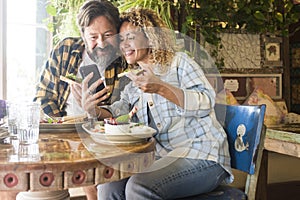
top-left (60, 74), bottom-right (82, 84)
top-left (117, 69), bottom-right (144, 78)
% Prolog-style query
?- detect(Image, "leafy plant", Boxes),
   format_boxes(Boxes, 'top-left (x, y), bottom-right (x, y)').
top-left (45, 0), bottom-right (300, 68)
top-left (116, 0), bottom-right (300, 67)
top-left (183, 0), bottom-right (300, 37)
top-left (116, 0), bottom-right (175, 30)
top-left (45, 0), bottom-right (84, 44)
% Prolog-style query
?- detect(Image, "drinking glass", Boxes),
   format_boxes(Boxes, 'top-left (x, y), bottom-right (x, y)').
top-left (6, 101), bottom-right (18, 136)
top-left (18, 143), bottom-right (41, 162)
top-left (16, 102), bottom-right (41, 144)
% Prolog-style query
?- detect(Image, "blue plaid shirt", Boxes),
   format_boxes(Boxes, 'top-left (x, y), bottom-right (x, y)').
top-left (106, 52), bottom-right (233, 183)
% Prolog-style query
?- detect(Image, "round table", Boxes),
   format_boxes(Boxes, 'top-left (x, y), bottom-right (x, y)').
top-left (0, 131), bottom-right (155, 200)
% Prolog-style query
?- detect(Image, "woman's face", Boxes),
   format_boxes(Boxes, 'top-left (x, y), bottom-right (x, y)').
top-left (119, 21), bottom-right (150, 65)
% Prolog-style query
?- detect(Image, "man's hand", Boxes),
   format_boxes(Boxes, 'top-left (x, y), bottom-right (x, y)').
top-left (80, 73), bottom-right (109, 118)
top-left (70, 82), bottom-right (83, 107)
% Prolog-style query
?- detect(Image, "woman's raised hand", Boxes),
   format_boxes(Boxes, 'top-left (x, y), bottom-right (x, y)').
top-left (127, 65), bottom-right (164, 94)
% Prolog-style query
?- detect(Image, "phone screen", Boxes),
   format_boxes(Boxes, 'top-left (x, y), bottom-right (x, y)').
top-left (79, 64), bottom-right (106, 94)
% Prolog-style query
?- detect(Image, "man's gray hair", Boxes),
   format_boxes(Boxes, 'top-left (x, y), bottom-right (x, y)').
top-left (77, 0), bottom-right (120, 33)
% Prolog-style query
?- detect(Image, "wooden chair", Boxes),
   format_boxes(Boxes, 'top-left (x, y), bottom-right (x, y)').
top-left (181, 104), bottom-right (266, 200)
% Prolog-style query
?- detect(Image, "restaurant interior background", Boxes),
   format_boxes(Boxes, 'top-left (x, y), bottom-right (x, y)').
top-left (0, 0), bottom-right (300, 199)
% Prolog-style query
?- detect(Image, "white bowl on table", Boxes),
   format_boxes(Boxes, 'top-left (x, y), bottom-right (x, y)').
top-left (104, 123), bottom-right (130, 135)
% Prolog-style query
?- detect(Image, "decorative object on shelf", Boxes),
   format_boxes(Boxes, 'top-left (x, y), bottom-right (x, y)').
top-left (262, 35), bottom-right (283, 67)
top-left (207, 73), bottom-right (282, 101)
top-left (243, 88), bottom-right (285, 126)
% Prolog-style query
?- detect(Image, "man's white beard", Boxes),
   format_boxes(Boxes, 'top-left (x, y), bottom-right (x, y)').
top-left (96, 57), bottom-right (110, 76)
top-left (88, 46), bottom-right (120, 75)
top-left (94, 54), bottom-right (111, 68)
top-left (87, 49), bottom-right (113, 76)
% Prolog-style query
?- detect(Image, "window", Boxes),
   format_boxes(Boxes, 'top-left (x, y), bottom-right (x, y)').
top-left (0, 0), bottom-right (50, 101)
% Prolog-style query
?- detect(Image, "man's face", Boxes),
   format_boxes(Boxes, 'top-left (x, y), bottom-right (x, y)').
top-left (82, 16), bottom-right (119, 68)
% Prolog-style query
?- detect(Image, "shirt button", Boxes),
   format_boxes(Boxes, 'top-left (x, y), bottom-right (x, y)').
top-left (156, 123), bottom-right (161, 128)
top-left (148, 101), bottom-right (154, 107)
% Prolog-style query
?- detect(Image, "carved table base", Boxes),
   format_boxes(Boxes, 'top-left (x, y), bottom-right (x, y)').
top-left (16, 190), bottom-right (70, 200)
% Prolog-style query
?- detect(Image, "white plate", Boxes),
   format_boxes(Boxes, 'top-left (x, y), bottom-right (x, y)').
top-left (82, 122), bottom-right (156, 144)
top-left (0, 127), bottom-right (9, 140)
top-left (39, 122), bottom-right (84, 133)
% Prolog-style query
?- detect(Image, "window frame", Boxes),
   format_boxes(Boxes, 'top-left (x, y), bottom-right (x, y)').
top-left (0, 0), bottom-right (51, 101)
top-left (0, 0), bottom-right (7, 99)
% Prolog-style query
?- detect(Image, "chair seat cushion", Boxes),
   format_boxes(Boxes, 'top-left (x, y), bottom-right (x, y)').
top-left (179, 185), bottom-right (247, 200)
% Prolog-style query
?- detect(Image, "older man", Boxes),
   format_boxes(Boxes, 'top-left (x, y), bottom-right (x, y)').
top-left (34, 0), bottom-right (128, 118)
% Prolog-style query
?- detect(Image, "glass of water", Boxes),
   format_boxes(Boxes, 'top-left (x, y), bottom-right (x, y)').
top-left (16, 102), bottom-right (41, 144)
top-left (6, 101), bottom-right (18, 136)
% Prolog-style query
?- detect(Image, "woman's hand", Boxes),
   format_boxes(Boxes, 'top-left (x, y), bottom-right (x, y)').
top-left (80, 73), bottom-right (109, 117)
top-left (126, 65), bottom-right (163, 93)
top-left (127, 65), bottom-right (184, 107)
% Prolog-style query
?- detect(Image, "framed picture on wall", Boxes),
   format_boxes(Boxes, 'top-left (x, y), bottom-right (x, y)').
top-left (263, 35), bottom-right (283, 67)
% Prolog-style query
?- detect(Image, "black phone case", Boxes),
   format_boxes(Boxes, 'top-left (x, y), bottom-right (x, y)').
top-left (79, 64), bottom-right (105, 94)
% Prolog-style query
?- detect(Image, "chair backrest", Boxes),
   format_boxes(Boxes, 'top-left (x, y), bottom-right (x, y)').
top-left (215, 104), bottom-right (266, 199)
top-left (215, 104), bottom-right (266, 174)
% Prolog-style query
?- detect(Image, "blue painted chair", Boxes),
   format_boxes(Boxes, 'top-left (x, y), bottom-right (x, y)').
top-left (181, 104), bottom-right (266, 200)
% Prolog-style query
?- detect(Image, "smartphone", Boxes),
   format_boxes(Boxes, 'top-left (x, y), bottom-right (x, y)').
top-left (79, 64), bottom-right (106, 95)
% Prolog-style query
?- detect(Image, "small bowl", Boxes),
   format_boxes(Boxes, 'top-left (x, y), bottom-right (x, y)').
top-left (104, 123), bottom-right (130, 135)
top-left (104, 118), bottom-right (130, 135)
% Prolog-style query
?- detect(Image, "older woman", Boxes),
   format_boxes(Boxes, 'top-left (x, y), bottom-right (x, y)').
top-left (81, 8), bottom-right (233, 200)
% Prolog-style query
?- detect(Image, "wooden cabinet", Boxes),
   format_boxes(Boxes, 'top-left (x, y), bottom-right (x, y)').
top-left (288, 22), bottom-right (300, 113)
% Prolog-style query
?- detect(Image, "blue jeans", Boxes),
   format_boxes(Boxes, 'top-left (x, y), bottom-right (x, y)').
top-left (97, 157), bottom-right (229, 200)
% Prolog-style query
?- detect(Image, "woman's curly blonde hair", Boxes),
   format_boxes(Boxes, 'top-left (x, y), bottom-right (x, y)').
top-left (120, 8), bottom-right (176, 73)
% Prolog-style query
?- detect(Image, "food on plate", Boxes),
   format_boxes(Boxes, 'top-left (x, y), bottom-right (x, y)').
top-left (117, 69), bottom-right (144, 78)
top-left (60, 73), bottom-right (82, 84)
top-left (91, 123), bottom-right (105, 133)
top-left (91, 120), bottom-right (144, 135)
top-left (115, 106), bottom-right (138, 123)
top-left (40, 118), bottom-right (63, 124)
top-left (40, 114), bottom-right (87, 124)
top-left (62, 114), bottom-right (87, 123)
